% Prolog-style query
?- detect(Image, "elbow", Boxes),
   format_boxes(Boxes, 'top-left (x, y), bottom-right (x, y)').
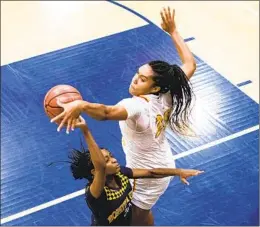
top-left (184, 60), bottom-right (196, 78)
top-left (97, 104), bottom-right (109, 121)
top-left (192, 60), bottom-right (196, 69)
top-left (192, 61), bottom-right (197, 71)
top-left (150, 169), bottom-right (160, 177)
top-left (150, 169), bottom-right (156, 176)
top-left (102, 109), bottom-right (109, 121)
top-left (190, 61), bottom-right (196, 75)
top-left (147, 170), bottom-right (153, 177)
top-left (150, 168), bottom-right (165, 178)
top-left (189, 60), bottom-right (196, 73)
top-left (101, 105), bottom-right (117, 121)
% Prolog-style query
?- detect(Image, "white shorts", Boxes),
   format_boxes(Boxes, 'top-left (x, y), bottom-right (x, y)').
top-left (130, 176), bottom-right (173, 210)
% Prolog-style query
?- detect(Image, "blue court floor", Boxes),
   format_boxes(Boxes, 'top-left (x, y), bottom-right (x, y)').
top-left (1, 21), bottom-right (259, 226)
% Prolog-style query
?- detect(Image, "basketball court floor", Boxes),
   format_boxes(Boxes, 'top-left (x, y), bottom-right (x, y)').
top-left (1, 1), bottom-right (259, 226)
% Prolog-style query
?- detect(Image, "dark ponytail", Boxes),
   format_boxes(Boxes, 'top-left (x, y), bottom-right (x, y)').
top-left (148, 60), bottom-right (194, 134)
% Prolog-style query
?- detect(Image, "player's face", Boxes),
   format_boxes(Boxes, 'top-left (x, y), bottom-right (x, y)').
top-left (101, 149), bottom-right (120, 175)
top-left (129, 64), bottom-right (160, 96)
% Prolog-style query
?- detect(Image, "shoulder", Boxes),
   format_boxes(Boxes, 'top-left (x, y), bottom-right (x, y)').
top-left (147, 93), bottom-right (172, 107)
top-left (116, 97), bottom-right (147, 120)
top-left (119, 166), bottom-right (133, 178)
top-left (117, 96), bottom-right (146, 106)
top-left (85, 185), bottom-right (105, 203)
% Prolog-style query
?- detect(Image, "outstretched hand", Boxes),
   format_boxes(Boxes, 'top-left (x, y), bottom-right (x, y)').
top-left (74, 116), bottom-right (88, 131)
top-left (50, 99), bottom-right (84, 134)
top-left (160, 7), bottom-right (176, 35)
top-left (179, 169), bottom-right (204, 185)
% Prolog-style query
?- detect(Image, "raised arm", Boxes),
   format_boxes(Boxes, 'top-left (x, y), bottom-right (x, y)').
top-left (161, 7), bottom-right (196, 79)
top-left (76, 116), bottom-right (107, 198)
top-left (132, 168), bottom-right (204, 185)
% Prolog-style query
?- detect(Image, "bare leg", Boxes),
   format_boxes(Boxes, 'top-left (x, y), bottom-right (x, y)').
top-left (147, 210), bottom-right (154, 226)
top-left (131, 204), bottom-right (154, 226)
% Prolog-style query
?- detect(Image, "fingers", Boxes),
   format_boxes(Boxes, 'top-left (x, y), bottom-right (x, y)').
top-left (185, 170), bottom-right (205, 178)
top-left (161, 7), bottom-right (175, 22)
top-left (57, 114), bottom-right (69, 132)
top-left (71, 118), bottom-right (77, 131)
top-left (163, 7), bottom-right (170, 21)
top-left (79, 115), bottom-right (86, 125)
top-left (66, 118), bottom-right (73, 134)
top-left (197, 170), bottom-right (204, 175)
top-left (179, 170), bottom-right (204, 185)
top-left (192, 170), bottom-right (205, 176)
top-left (181, 177), bottom-right (190, 186)
top-left (160, 10), bottom-right (167, 25)
top-left (172, 8), bottom-right (175, 20)
top-left (78, 115), bottom-right (84, 122)
top-left (50, 99), bottom-right (81, 133)
top-left (167, 6), bottom-right (171, 18)
top-left (50, 112), bottom-right (65, 123)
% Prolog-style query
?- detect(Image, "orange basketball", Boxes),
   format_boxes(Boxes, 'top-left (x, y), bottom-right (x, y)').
top-left (44, 85), bottom-right (83, 124)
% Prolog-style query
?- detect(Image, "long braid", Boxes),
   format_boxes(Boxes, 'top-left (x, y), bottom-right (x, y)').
top-left (149, 60), bottom-right (194, 134)
top-left (170, 64), bottom-right (193, 133)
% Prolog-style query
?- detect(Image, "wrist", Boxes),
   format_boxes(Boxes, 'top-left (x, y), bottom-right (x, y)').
top-left (175, 168), bottom-right (183, 176)
top-left (80, 100), bottom-right (89, 111)
top-left (81, 126), bottom-right (89, 133)
top-left (170, 30), bottom-right (178, 37)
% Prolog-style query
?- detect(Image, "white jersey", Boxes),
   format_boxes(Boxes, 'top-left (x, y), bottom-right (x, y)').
top-left (117, 92), bottom-right (176, 209)
top-left (117, 92), bottom-right (175, 171)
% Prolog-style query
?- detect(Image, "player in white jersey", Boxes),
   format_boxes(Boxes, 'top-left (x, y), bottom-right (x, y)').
top-left (51, 7), bottom-right (197, 225)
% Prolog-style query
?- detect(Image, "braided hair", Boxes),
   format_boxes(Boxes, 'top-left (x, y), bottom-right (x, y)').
top-left (148, 60), bottom-right (194, 134)
top-left (69, 146), bottom-right (94, 182)
top-left (47, 140), bottom-right (107, 182)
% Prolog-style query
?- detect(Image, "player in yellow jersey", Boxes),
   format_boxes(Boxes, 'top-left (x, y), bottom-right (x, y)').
top-left (67, 116), bottom-right (203, 225)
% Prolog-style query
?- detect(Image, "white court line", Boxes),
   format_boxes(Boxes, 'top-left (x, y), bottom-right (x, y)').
top-left (1, 189), bottom-right (85, 225)
top-left (1, 125), bottom-right (259, 225)
top-left (173, 125), bottom-right (259, 160)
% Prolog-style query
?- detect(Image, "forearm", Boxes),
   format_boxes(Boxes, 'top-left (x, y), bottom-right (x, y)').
top-left (170, 31), bottom-right (195, 65)
top-left (80, 101), bottom-right (108, 121)
top-left (81, 128), bottom-right (106, 170)
top-left (150, 168), bottom-right (182, 177)
top-left (79, 100), bottom-right (127, 121)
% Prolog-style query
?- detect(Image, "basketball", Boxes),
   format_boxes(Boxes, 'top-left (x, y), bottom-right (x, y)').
top-left (44, 85), bottom-right (83, 123)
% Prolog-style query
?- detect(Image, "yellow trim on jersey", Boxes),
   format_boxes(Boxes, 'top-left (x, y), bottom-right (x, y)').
top-left (133, 179), bottom-right (136, 192)
top-left (122, 137), bottom-right (126, 146)
top-left (104, 172), bottom-right (130, 200)
top-left (155, 108), bottom-right (172, 138)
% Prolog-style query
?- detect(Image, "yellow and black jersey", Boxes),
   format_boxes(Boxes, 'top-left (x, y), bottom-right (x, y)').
top-left (85, 166), bottom-right (133, 226)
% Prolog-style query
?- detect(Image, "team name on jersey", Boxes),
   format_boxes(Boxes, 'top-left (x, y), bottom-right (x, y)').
top-left (107, 191), bottom-right (133, 223)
